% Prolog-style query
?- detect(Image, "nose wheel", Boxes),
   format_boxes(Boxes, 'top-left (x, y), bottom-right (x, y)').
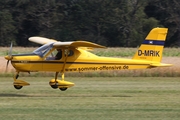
top-left (14, 85), bottom-right (23, 90)
top-left (13, 72), bottom-right (30, 90)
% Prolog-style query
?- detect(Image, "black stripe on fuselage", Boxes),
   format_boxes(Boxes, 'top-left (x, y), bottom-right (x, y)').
top-left (11, 61), bottom-right (149, 65)
top-left (12, 53), bottom-right (37, 56)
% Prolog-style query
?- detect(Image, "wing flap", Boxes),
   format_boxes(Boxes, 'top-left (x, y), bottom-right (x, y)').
top-left (53, 41), bottom-right (106, 48)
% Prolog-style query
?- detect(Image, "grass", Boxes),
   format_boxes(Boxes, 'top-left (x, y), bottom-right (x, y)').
top-left (92, 47), bottom-right (180, 57)
top-left (1, 47), bottom-right (180, 57)
top-left (0, 47), bottom-right (36, 56)
top-left (0, 77), bottom-right (180, 120)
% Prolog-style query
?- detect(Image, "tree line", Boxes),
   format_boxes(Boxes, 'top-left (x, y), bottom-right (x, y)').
top-left (0, 0), bottom-right (180, 47)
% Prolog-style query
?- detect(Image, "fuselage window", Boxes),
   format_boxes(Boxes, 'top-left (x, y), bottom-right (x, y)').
top-left (68, 50), bottom-right (74, 56)
top-left (64, 49), bottom-right (74, 57)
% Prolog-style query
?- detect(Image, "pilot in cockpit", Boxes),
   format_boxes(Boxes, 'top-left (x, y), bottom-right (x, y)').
top-left (55, 49), bottom-right (62, 60)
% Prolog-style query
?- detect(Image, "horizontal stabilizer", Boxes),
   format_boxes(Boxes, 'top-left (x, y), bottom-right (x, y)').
top-left (150, 63), bottom-right (173, 67)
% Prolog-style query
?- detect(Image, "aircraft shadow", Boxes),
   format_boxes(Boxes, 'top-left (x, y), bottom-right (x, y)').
top-left (0, 93), bottom-right (132, 98)
top-left (0, 93), bottom-right (28, 97)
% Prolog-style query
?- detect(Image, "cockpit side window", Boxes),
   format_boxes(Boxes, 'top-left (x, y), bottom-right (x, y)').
top-left (45, 48), bottom-right (75, 60)
top-left (33, 43), bottom-right (54, 57)
top-left (45, 49), bottom-right (62, 60)
top-left (55, 49), bottom-right (62, 60)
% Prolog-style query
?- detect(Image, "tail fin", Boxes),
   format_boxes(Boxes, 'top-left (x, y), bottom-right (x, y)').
top-left (133, 28), bottom-right (168, 63)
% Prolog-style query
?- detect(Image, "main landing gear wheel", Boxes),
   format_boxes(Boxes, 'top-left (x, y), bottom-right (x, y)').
top-left (14, 85), bottom-right (23, 90)
top-left (49, 81), bottom-right (58, 89)
top-left (50, 84), bottom-right (58, 89)
top-left (59, 87), bottom-right (67, 91)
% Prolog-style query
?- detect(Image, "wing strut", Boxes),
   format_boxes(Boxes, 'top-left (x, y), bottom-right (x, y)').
top-left (61, 48), bottom-right (70, 81)
top-left (51, 48), bottom-right (74, 91)
top-left (54, 48), bottom-right (69, 83)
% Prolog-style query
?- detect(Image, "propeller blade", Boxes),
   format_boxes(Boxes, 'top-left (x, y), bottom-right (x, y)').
top-left (5, 42), bottom-right (13, 72)
top-left (5, 60), bottom-right (10, 72)
top-left (8, 42), bottom-right (13, 57)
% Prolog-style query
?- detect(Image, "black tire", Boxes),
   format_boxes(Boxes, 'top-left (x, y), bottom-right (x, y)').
top-left (50, 85), bottom-right (58, 89)
top-left (59, 87), bottom-right (67, 91)
top-left (14, 85), bottom-right (23, 90)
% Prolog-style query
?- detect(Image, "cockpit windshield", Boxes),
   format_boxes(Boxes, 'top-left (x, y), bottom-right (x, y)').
top-left (33, 42), bottom-right (54, 57)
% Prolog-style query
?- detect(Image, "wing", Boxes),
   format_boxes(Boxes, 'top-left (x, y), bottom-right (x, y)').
top-left (29, 37), bottom-right (57, 45)
top-left (53, 41), bottom-right (106, 48)
top-left (29, 36), bottom-right (106, 48)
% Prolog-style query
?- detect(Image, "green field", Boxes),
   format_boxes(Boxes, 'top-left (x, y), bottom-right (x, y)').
top-left (0, 77), bottom-right (180, 120)
top-left (1, 47), bottom-right (180, 57)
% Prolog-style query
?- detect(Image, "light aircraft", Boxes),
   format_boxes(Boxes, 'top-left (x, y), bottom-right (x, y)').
top-left (5, 28), bottom-right (172, 91)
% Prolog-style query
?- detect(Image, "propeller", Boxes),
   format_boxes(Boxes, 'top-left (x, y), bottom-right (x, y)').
top-left (5, 42), bottom-right (13, 72)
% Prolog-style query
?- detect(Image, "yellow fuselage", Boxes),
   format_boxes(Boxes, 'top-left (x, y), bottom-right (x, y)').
top-left (11, 48), bottom-right (155, 73)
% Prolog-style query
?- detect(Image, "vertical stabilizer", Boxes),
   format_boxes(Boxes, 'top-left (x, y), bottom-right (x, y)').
top-left (133, 28), bottom-right (168, 62)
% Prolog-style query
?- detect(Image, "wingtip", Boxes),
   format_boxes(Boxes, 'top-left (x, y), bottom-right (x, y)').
top-left (28, 36), bottom-right (57, 45)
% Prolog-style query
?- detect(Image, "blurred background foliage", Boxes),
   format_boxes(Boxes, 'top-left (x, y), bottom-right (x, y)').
top-left (0, 0), bottom-right (180, 47)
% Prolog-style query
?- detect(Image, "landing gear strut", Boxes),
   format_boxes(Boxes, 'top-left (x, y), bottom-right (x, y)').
top-left (14, 72), bottom-right (23, 90)
top-left (49, 48), bottom-right (74, 91)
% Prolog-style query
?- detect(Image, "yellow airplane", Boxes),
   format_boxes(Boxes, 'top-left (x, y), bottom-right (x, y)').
top-left (5, 28), bottom-right (172, 91)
